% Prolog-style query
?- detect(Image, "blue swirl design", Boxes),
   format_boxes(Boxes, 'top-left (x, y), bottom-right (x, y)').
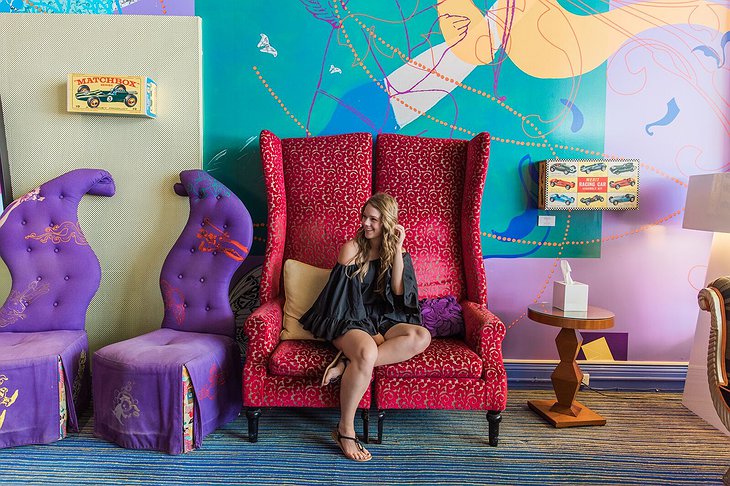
top-left (692, 45), bottom-right (721, 67)
top-left (692, 31), bottom-right (729, 68)
top-left (645, 98), bottom-right (679, 136)
top-left (560, 99), bottom-right (584, 132)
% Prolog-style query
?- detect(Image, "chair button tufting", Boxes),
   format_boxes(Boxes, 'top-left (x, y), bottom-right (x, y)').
top-left (53, 302), bottom-right (58, 307)
top-left (21, 220), bottom-right (26, 225)
top-left (54, 248), bottom-right (59, 253)
top-left (26, 248), bottom-right (31, 252)
top-left (64, 276), bottom-right (69, 281)
top-left (190, 248), bottom-right (195, 253)
top-left (212, 251), bottom-right (217, 256)
top-left (36, 276), bottom-right (42, 281)
top-left (178, 274), bottom-right (183, 279)
top-left (205, 306), bottom-right (210, 311)
top-left (199, 277), bottom-right (205, 283)
top-left (59, 195), bottom-right (64, 199)
top-left (183, 303), bottom-right (188, 308)
top-left (216, 195), bottom-right (221, 200)
top-left (201, 221), bottom-right (205, 227)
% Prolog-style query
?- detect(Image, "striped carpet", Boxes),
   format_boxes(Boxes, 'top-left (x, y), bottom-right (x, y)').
top-left (0, 389), bottom-right (728, 485)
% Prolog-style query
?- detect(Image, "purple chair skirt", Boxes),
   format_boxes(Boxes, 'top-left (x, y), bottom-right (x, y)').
top-left (92, 328), bottom-right (241, 454)
top-left (0, 330), bottom-right (89, 448)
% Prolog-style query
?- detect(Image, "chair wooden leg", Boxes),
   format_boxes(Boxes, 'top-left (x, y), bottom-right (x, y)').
top-left (360, 408), bottom-right (369, 443)
top-left (487, 410), bottom-right (502, 446)
top-left (246, 408), bottom-right (261, 443)
top-left (373, 409), bottom-right (384, 444)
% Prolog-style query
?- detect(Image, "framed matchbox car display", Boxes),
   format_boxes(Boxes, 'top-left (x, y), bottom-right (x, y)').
top-left (538, 159), bottom-right (639, 210)
top-left (67, 74), bottom-right (157, 118)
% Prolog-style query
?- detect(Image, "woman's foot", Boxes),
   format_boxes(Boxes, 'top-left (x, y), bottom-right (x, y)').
top-left (322, 356), bottom-right (347, 386)
top-left (331, 426), bottom-right (372, 462)
top-left (322, 355), bottom-right (347, 386)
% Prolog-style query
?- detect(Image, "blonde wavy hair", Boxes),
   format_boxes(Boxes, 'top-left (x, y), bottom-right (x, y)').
top-left (348, 193), bottom-right (400, 294)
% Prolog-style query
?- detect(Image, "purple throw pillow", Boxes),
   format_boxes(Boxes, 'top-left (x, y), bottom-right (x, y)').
top-left (420, 295), bottom-right (464, 337)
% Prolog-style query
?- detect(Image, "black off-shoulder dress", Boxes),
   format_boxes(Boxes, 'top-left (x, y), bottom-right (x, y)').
top-left (300, 253), bottom-right (422, 341)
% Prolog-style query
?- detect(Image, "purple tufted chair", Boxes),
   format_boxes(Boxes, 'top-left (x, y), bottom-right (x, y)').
top-left (0, 168), bottom-right (115, 448)
top-left (93, 170), bottom-right (253, 454)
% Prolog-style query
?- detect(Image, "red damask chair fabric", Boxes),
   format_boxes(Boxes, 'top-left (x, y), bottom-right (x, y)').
top-left (243, 130), bottom-right (373, 441)
top-left (373, 132), bottom-right (507, 446)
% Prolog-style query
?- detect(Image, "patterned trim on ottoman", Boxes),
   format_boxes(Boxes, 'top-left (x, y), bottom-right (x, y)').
top-left (58, 357), bottom-right (67, 439)
top-left (182, 366), bottom-right (195, 453)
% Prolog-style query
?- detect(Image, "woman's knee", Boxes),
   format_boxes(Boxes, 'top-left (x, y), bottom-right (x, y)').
top-left (351, 340), bottom-right (378, 368)
top-left (395, 325), bottom-right (431, 354)
top-left (413, 326), bottom-right (431, 353)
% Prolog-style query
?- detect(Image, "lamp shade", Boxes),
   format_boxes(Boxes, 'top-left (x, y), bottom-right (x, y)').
top-left (683, 173), bottom-right (730, 234)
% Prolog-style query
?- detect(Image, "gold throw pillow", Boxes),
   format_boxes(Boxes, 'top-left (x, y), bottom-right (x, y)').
top-left (281, 259), bottom-right (330, 340)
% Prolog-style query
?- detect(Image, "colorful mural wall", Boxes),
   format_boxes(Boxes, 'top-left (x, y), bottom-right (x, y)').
top-left (197, 0), bottom-right (729, 362)
top-left (0, 0), bottom-right (192, 15)
top-left (0, 1), bottom-right (727, 362)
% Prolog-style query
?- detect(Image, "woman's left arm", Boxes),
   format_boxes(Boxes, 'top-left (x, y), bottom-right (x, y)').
top-left (391, 224), bottom-right (406, 295)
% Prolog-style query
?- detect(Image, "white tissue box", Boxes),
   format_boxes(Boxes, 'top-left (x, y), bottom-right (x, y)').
top-left (553, 281), bottom-right (588, 311)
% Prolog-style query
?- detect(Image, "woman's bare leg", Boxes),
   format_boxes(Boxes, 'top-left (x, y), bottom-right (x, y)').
top-left (332, 329), bottom-right (378, 460)
top-left (323, 333), bottom-right (384, 385)
top-left (374, 323), bottom-right (431, 367)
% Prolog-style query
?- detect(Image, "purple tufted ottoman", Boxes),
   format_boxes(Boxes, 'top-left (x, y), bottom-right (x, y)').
top-left (0, 169), bottom-right (115, 448)
top-left (92, 170), bottom-right (253, 454)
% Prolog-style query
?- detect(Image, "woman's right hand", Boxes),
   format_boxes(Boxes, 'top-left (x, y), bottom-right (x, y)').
top-left (394, 224), bottom-right (406, 249)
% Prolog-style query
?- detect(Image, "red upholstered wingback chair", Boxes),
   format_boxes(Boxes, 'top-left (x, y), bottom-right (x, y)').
top-left (372, 132), bottom-right (507, 446)
top-left (243, 130), bottom-right (373, 441)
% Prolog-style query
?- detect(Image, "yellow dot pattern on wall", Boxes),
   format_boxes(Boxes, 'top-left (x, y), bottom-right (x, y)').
top-left (252, 67), bottom-right (311, 136)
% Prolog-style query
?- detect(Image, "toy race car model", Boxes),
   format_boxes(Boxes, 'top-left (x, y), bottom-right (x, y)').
top-left (549, 194), bottom-right (575, 206)
top-left (75, 84), bottom-right (138, 109)
top-left (609, 162), bottom-right (636, 175)
top-left (609, 177), bottom-right (636, 189)
top-left (608, 194), bottom-right (636, 205)
top-left (580, 162), bottom-right (607, 173)
top-left (550, 178), bottom-right (575, 190)
top-left (580, 195), bottom-right (604, 205)
top-left (549, 163), bottom-right (577, 175)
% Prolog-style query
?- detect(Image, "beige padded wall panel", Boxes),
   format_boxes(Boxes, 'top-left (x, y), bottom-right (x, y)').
top-left (0, 14), bottom-right (202, 353)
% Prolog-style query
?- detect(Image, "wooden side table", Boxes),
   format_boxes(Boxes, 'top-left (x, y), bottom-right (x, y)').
top-left (527, 302), bottom-right (615, 428)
